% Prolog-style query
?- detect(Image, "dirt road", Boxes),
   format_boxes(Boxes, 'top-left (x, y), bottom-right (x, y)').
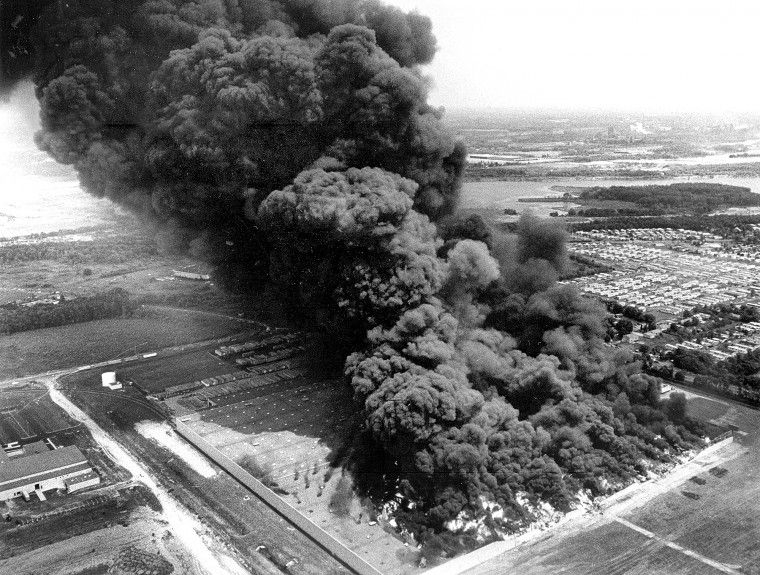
top-left (45, 377), bottom-right (250, 575)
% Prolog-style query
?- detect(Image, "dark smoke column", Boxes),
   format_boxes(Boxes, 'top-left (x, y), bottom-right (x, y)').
top-left (0, 0), bottom-right (53, 92)
top-left (10, 0), bottom-right (464, 281)
top-left (6, 0), bottom-right (704, 549)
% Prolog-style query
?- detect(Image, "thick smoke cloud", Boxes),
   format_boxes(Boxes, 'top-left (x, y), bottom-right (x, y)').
top-left (346, 214), bottom-right (701, 544)
top-left (7, 0), bottom-right (463, 275)
top-left (6, 0), bottom-right (702, 551)
top-left (258, 166), bottom-right (445, 333)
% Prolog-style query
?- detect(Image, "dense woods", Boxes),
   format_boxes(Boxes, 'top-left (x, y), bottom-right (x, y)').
top-left (0, 237), bottom-right (156, 265)
top-left (0, 289), bottom-right (133, 334)
top-left (578, 183), bottom-right (759, 213)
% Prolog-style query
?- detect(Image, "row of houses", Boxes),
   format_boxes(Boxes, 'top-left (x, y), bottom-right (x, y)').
top-left (575, 228), bottom-right (722, 243)
top-left (664, 330), bottom-right (760, 362)
top-left (571, 241), bottom-right (760, 317)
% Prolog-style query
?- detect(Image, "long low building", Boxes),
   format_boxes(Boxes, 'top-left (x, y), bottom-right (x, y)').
top-left (0, 443), bottom-right (99, 501)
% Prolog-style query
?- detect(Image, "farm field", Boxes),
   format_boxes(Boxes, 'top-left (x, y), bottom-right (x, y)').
top-left (0, 384), bottom-right (78, 443)
top-left (459, 392), bottom-right (760, 575)
top-left (0, 308), bottom-right (254, 380)
top-left (0, 500), bottom-right (206, 575)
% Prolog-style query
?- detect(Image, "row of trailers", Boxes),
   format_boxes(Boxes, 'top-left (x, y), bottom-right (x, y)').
top-left (146, 331), bottom-right (310, 401)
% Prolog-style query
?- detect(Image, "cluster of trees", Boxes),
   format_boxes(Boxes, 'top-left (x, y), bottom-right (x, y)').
top-left (561, 254), bottom-right (613, 280)
top-left (567, 207), bottom-right (659, 217)
top-left (606, 302), bottom-right (657, 331)
top-left (0, 237), bottom-right (156, 265)
top-left (668, 304), bottom-right (760, 340)
top-left (577, 183), bottom-right (759, 215)
top-left (570, 214), bottom-right (760, 236)
top-left (670, 347), bottom-right (760, 402)
top-left (0, 288), bottom-right (133, 334)
top-left (687, 303), bottom-right (760, 323)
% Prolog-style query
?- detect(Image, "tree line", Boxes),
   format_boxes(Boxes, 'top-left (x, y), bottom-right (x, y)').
top-left (578, 183), bottom-right (759, 214)
top-left (0, 237), bottom-right (156, 265)
top-left (0, 288), bottom-right (134, 334)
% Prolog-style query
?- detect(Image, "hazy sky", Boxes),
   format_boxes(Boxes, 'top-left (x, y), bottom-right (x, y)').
top-left (387, 0), bottom-right (760, 113)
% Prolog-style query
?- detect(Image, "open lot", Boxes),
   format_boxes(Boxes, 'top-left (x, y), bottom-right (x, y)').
top-left (0, 385), bottom-right (78, 443)
top-left (180, 374), bottom-right (354, 488)
top-left (169, 353), bottom-right (422, 574)
top-left (0, 504), bottom-right (204, 575)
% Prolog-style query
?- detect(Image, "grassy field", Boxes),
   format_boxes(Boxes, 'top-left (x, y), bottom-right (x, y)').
top-left (0, 485), bottom-right (159, 560)
top-left (0, 308), bottom-right (252, 380)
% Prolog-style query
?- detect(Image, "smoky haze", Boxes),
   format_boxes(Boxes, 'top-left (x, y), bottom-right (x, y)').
top-left (1, 0), bottom-right (703, 549)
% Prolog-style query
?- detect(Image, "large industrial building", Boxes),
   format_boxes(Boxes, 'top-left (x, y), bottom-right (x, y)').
top-left (0, 441), bottom-right (100, 501)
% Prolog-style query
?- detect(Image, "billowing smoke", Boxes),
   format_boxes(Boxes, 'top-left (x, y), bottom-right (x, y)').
top-left (345, 215), bottom-right (700, 543)
top-left (3, 0), bottom-right (464, 284)
top-left (5, 0), bottom-right (701, 550)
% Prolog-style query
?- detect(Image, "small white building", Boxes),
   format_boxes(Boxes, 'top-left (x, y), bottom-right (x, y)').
top-left (101, 372), bottom-right (123, 390)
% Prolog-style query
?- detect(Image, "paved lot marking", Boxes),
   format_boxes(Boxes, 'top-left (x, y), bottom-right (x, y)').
top-left (612, 516), bottom-right (742, 575)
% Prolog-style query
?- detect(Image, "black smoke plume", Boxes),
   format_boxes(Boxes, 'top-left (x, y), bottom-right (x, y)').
top-left (3, 0), bottom-right (463, 284)
top-left (4, 0), bottom-right (702, 550)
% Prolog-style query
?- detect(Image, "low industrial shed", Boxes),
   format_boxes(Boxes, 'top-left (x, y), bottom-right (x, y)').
top-left (0, 444), bottom-right (99, 501)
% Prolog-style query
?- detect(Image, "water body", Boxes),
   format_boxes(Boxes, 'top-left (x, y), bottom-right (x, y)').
top-left (0, 145), bottom-right (122, 239)
top-left (461, 176), bottom-right (760, 216)
top-left (0, 83), bottom-right (120, 239)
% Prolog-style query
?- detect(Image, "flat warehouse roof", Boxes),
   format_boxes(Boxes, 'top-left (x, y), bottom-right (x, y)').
top-left (0, 461), bottom-right (91, 493)
top-left (0, 445), bottom-right (87, 485)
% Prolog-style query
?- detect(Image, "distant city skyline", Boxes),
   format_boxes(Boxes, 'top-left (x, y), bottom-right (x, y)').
top-left (387, 0), bottom-right (760, 114)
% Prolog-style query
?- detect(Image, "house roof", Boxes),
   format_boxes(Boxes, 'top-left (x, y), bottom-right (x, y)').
top-left (0, 445), bottom-right (87, 486)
